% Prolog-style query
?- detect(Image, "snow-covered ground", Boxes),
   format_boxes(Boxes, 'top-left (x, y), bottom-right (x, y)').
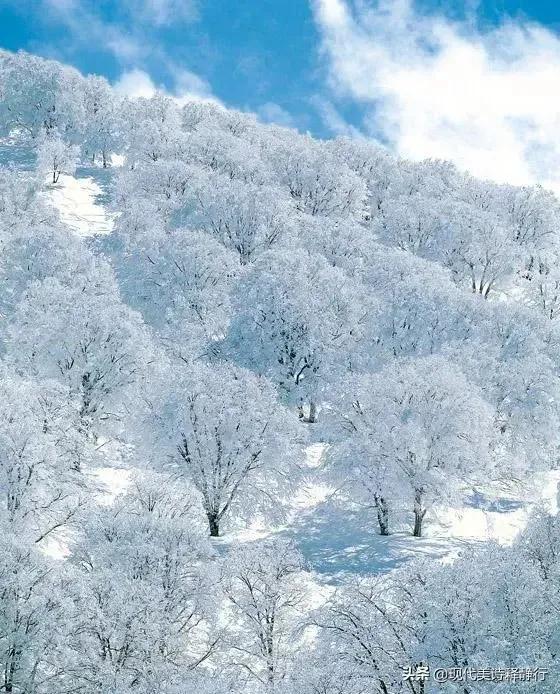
top-left (223, 443), bottom-right (560, 585)
top-left (1, 139), bottom-right (116, 237)
top-left (41, 173), bottom-right (115, 236)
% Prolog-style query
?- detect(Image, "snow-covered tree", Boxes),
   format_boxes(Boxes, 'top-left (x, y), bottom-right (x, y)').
top-left (122, 93), bottom-right (185, 166)
top-left (326, 356), bottom-right (493, 537)
top-left (0, 49), bottom-right (86, 139)
top-left (6, 268), bottom-right (153, 433)
top-left (113, 218), bottom-right (239, 358)
top-left (66, 479), bottom-right (219, 693)
top-left (447, 301), bottom-right (560, 475)
top-left (325, 136), bottom-right (397, 218)
top-left (0, 168), bottom-right (97, 321)
top-left (362, 245), bottom-right (476, 364)
top-left (36, 130), bottom-right (80, 183)
top-left (189, 172), bottom-right (292, 264)
top-left (0, 371), bottom-right (87, 543)
top-left (375, 191), bottom-right (448, 256)
top-left (297, 215), bottom-right (377, 277)
top-left (82, 74), bottom-right (121, 167)
top-left (184, 120), bottom-right (269, 184)
top-left (141, 361), bottom-right (302, 536)
top-left (228, 249), bottom-right (375, 419)
top-left (439, 197), bottom-right (519, 298)
top-left (312, 577), bottom-right (416, 694)
top-left (0, 539), bottom-right (70, 694)
top-left (267, 132), bottom-right (366, 219)
top-left (221, 539), bottom-right (307, 691)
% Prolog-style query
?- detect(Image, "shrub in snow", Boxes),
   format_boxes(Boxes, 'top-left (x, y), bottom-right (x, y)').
top-left (36, 130), bottom-right (80, 183)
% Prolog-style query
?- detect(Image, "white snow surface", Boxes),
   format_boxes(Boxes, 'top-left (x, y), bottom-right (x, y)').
top-left (219, 444), bottom-right (560, 585)
top-left (41, 173), bottom-right (115, 236)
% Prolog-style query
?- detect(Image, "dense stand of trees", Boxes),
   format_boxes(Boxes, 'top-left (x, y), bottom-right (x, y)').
top-left (1, 49), bottom-right (560, 692)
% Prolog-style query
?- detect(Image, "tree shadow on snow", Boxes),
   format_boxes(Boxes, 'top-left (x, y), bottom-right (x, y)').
top-left (279, 497), bottom-right (485, 584)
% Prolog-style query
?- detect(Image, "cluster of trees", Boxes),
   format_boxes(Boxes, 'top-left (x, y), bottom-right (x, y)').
top-left (305, 509), bottom-right (560, 694)
top-left (1, 49), bottom-right (560, 692)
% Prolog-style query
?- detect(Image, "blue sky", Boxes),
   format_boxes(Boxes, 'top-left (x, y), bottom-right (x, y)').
top-left (3, 0), bottom-right (560, 190)
top-left (0, 0), bottom-right (326, 132)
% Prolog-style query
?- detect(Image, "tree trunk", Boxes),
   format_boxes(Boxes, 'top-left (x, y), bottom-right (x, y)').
top-left (265, 635), bottom-right (275, 691)
top-left (207, 513), bottom-right (220, 537)
top-left (413, 489), bottom-right (426, 537)
top-left (375, 495), bottom-right (390, 536)
top-left (298, 401), bottom-right (318, 423)
top-left (102, 150), bottom-right (109, 168)
top-left (307, 400), bottom-right (317, 423)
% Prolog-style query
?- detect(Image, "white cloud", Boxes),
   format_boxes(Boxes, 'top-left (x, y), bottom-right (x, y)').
top-left (120, 0), bottom-right (199, 27)
top-left (257, 102), bottom-right (297, 128)
top-left (310, 95), bottom-right (363, 138)
top-left (171, 67), bottom-right (217, 103)
top-left (43, 0), bottom-right (144, 63)
top-left (41, 0), bottom-right (198, 66)
top-left (138, 0), bottom-right (199, 26)
top-left (113, 69), bottom-right (157, 98)
top-left (113, 66), bottom-right (222, 107)
top-left (312, 0), bottom-right (560, 192)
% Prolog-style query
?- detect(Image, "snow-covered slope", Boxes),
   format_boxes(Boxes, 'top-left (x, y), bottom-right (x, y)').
top-left (41, 173), bottom-right (115, 236)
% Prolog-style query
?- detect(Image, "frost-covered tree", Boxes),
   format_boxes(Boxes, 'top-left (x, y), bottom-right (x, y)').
top-left (448, 301), bottom-right (560, 475)
top-left (189, 172), bottom-right (292, 264)
top-left (375, 191), bottom-right (448, 256)
top-left (361, 245), bottom-right (476, 364)
top-left (312, 577), bottom-right (417, 694)
top-left (505, 183), bottom-right (560, 251)
top-left (0, 539), bottom-right (70, 694)
top-left (518, 508), bottom-right (560, 580)
top-left (399, 540), bottom-right (557, 692)
top-left (0, 371), bottom-right (87, 543)
top-left (311, 518), bottom-right (560, 694)
top-left (522, 252), bottom-right (560, 320)
top-left (6, 268), bottom-right (153, 433)
top-left (439, 197), bottom-right (519, 298)
top-left (0, 168), bottom-right (99, 322)
top-left (0, 49), bottom-right (86, 139)
top-left (0, 366), bottom-right (89, 693)
top-left (297, 215), bottom-right (377, 278)
top-left (66, 478), bottom-right (219, 693)
top-left (515, 187), bottom-right (560, 319)
top-left (115, 160), bottom-right (194, 229)
top-left (185, 120), bottom-right (269, 184)
top-left (82, 74), bottom-right (121, 167)
top-left (228, 249), bottom-right (375, 420)
top-left (325, 136), bottom-right (397, 218)
top-left (36, 130), bottom-right (80, 183)
top-left (267, 132), bottom-right (366, 219)
top-left (221, 539), bottom-right (307, 691)
top-left (112, 217), bottom-right (240, 358)
top-left (141, 361), bottom-right (301, 536)
top-left (326, 356), bottom-right (493, 537)
top-left (123, 93), bottom-right (185, 165)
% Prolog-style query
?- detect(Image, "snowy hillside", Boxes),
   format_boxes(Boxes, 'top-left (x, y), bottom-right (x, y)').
top-left (1, 48), bottom-right (560, 693)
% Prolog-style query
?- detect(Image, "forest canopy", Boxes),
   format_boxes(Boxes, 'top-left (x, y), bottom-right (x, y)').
top-left (0, 49), bottom-right (559, 693)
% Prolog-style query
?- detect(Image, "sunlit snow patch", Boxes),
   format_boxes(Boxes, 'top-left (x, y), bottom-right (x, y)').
top-left (41, 173), bottom-right (115, 236)
top-left (432, 469), bottom-right (560, 547)
top-left (40, 535), bottom-right (71, 561)
top-left (110, 153), bottom-right (125, 167)
top-left (92, 466), bottom-right (132, 505)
